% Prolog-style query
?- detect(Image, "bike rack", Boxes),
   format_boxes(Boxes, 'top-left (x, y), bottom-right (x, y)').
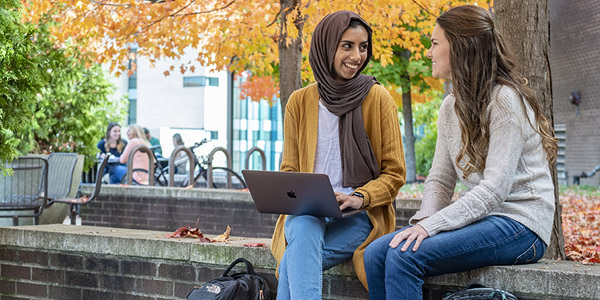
top-left (207, 147), bottom-right (233, 189)
top-left (169, 146), bottom-right (196, 187)
top-left (244, 147), bottom-right (266, 171)
top-left (126, 145), bottom-right (155, 186)
top-left (572, 165), bottom-right (600, 185)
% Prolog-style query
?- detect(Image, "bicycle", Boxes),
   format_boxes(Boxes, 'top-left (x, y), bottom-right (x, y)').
top-left (170, 139), bottom-right (247, 189)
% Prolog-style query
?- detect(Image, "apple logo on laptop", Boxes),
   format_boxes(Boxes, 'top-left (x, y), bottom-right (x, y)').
top-left (286, 190), bottom-right (297, 198)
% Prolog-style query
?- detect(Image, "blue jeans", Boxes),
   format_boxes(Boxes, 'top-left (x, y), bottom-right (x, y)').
top-left (364, 216), bottom-right (546, 300)
top-left (277, 212), bottom-right (372, 300)
top-left (109, 164), bottom-right (127, 184)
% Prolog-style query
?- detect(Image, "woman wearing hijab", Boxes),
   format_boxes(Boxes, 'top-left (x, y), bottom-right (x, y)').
top-left (270, 11), bottom-right (406, 299)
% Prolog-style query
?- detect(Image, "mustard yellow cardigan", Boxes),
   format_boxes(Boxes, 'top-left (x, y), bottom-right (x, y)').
top-left (271, 83), bottom-right (406, 289)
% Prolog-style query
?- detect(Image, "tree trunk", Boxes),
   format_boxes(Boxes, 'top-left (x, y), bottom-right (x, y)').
top-left (278, 0), bottom-right (304, 120)
top-left (399, 50), bottom-right (416, 183)
top-left (496, 0), bottom-right (565, 259)
top-left (402, 85), bottom-right (416, 184)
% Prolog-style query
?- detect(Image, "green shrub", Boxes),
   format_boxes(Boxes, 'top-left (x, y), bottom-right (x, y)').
top-left (0, 0), bottom-right (48, 172)
top-left (413, 95), bottom-right (443, 176)
top-left (1, 4), bottom-right (127, 171)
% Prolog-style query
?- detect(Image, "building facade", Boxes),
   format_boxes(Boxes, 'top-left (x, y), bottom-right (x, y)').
top-left (110, 48), bottom-right (283, 174)
top-left (550, 0), bottom-right (600, 186)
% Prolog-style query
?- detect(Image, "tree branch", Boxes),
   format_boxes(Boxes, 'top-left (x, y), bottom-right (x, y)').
top-left (410, 0), bottom-right (437, 18)
top-left (266, 10), bottom-right (281, 27)
top-left (137, 0), bottom-right (196, 33)
top-left (88, 0), bottom-right (131, 8)
top-left (174, 0), bottom-right (237, 17)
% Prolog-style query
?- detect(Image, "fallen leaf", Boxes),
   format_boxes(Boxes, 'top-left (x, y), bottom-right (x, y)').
top-left (211, 225), bottom-right (231, 243)
top-left (244, 242), bottom-right (265, 247)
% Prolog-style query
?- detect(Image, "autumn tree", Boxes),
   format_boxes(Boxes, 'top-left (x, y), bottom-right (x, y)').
top-left (495, 0), bottom-right (565, 259)
top-left (24, 0), bottom-right (469, 183)
top-left (23, 1), bottom-right (464, 107)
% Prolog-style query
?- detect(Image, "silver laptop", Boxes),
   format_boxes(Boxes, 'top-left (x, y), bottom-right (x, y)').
top-left (241, 170), bottom-right (364, 218)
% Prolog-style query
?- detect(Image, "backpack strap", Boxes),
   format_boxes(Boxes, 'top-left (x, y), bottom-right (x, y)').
top-left (222, 258), bottom-right (256, 277)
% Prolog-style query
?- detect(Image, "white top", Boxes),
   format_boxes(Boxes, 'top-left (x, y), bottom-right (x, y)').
top-left (410, 85), bottom-right (555, 245)
top-left (314, 101), bottom-right (355, 195)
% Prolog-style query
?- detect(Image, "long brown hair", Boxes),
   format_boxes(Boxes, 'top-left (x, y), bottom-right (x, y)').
top-left (437, 5), bottom-right (557, 179)
top-left (105, 122), bottom-right (125, 153)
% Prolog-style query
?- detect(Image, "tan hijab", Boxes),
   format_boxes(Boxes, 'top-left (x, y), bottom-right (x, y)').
top-left (308, 10), bottom-right (379, 187)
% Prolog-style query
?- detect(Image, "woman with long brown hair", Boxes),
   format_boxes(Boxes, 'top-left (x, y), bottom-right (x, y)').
top-left (97, 122), bottom-right (128, 184)
top-left (364, 5), bottom-right (558, 299)
top-left (271, 10), bottom-right (406, 299)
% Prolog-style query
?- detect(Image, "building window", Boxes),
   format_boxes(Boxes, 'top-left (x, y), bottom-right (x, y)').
top-left (183, 76), bottom-right (219, 87)
top-left (183, 76), bottom-right (206, 87)
top-left (207, 77), bottom-right (219, 87)
top-left (128, 99), bottom-right (137, 124)
top-left (128, 75), bottom-right (137, 89)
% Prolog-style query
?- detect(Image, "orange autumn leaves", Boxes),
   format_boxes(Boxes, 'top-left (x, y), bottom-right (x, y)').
top-left (239, 75), bottom-right (279, 104)
top-left (22, 0), bottom-right (469, 98)
top-left (561, 191), bottom-right (600, 264)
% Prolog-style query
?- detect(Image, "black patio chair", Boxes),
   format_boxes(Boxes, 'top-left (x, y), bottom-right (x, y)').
top-left (0, 156), bottom-right (49, 226)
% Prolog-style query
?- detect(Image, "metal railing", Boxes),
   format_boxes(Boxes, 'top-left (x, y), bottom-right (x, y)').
top-left (245, 147), bottom-right (267, 171)
top-left (168, 146), bottom-right (195, 187)
top-left (207, 147), bottom-right (233, 189)
top-left (125, 145), bottom-right (155, 185)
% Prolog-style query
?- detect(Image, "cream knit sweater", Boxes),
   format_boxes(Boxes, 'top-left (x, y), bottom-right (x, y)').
top-left (410, 85), bottom-right (555, 245)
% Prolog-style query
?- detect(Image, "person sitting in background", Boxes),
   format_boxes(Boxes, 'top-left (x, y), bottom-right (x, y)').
top-left (172, 133), bottom-right (184, 149)
top-left (97, 122), bottom-right (127, 157)
top-left (143, 127), bottom-right (162, 156)
top-left (112, 124), bottom-right (152, 185)
top-left (171, 133), bottom-right (187, 174)
top-left (97, 122), bottom-right (127, 184)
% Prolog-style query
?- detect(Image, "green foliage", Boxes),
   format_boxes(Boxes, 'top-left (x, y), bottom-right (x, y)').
top-left (413, 94), bottom-right (443, 176)
top-left (365, 47), bottom-right (432, 92)
top-left (1, 5), bottom-right (127, 172)
top-left (14, 18), bottom-right (128, 171)
top-left (365, 21), bottom-right (433, 92)
top-left (561, 185), bottom-right (600, 196)
top-left (0, 0), bottom-right (49, 171)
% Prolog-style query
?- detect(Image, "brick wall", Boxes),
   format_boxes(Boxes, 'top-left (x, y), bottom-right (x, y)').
top-left (0, 246), bottom-right (279, 300)
top-left (80, 186), bottom-right (279, 238)
top-left (79, 185), bottom-right (418, 238)
top-left (2, 225), bottom-right (597, 300)
top-left (550, 0), bottom-right (600, 186)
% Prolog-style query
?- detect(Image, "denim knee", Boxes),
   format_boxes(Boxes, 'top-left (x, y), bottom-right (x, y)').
top-left (364, 242), bottom-right (378, 264)
top-left (365, 236), bottom-right (387, 260)
top-left (284, 215), bottom-right (325, 244)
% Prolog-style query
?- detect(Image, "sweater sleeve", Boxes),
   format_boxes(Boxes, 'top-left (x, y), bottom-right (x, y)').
top-left (418, 88), bottom-right (527, 236)
top-left (280, 93), bottom-right (300, 173)
top-left (97, 140), bottom-right (106, 154)
top-left (409, 99), bottom-right (457, 224)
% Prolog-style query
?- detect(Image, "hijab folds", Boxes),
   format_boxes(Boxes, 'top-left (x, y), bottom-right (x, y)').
top-left (309, 10), bottom-right (380, 188)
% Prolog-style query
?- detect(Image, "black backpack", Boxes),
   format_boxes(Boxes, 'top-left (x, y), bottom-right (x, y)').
top-left (442, 283), bottom-right (518, 300)
top-left (187, 258), bottom-right (272, 300)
